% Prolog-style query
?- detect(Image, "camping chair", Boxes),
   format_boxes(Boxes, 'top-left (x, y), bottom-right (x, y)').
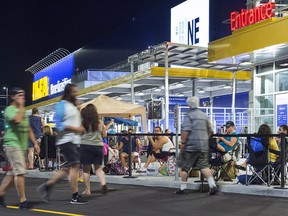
top-left (55, 147), bottom-right (67, 170)
top-left (245, 137), bottom-right (280, 186)
top-left (210, 142), bottom-right (240, 182)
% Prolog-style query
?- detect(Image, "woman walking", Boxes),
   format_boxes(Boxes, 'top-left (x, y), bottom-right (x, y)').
top-left (80, 104), bottom-right (108, 195)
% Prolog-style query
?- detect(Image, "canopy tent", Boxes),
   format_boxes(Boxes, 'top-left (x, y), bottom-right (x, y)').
top-left (80, 95), bottom-right (146, 132)
top-left (105, 117), bottom-right (138, 126)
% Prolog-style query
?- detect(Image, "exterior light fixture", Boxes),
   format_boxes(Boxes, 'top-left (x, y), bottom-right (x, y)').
top-left (223, 84), bottom-right (231, 89)
top-left (136, 91), bottom-right (145, 96)
top-left (154, 88), bottom-right (161, 92)
top-left (175, 82), bottom-right (184, 87)
top-left (198, 89), bottom-right (205, 93)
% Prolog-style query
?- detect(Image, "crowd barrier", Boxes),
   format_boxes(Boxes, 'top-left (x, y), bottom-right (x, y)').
top-left (107, 132), bottom-right (287, 189)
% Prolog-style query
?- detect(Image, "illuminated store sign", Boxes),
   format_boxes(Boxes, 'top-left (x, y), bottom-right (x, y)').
top-left (230, 2), bottom-right (275, 31)
top-left (171, 0), bottom-right (209, 47)
top-left (32, 54), bottom-right (74, 101)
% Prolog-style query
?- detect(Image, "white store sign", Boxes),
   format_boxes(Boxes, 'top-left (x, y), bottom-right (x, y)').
top-left (171, 0), bottom-right (209, 47)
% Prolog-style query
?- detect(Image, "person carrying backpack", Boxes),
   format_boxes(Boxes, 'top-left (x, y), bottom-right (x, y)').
top-left (37, 83), bottom-right (87, 204)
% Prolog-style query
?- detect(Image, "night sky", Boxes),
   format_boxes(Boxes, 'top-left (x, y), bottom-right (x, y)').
top-left (0, 0), bottom-right (245, 107)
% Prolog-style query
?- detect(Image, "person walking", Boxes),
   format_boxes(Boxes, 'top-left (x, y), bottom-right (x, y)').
top-left (80, 104), bottom-right (108, 196)
top-left (176, 96), bottom-right (217, 195)
top-left (37, 83), bottom-right (87, 204)
top-left (0, 87), bottom-right (40, 209)
top-left (28, 107), bottom-right (44, 169)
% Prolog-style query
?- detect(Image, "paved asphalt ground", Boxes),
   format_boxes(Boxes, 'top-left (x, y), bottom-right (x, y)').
top-left (0, 175), bottom-right (287, 216)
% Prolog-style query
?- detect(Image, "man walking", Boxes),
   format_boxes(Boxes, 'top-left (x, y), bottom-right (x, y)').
top-left (0, 87), bottom-right (40, 209)
top-left (37, 83), bottom-right (87, 204)
top-left (176, 96), bottom-right (217, 195)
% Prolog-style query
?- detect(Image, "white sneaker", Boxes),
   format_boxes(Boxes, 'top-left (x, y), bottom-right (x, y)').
top-left (137, 167), bottom-right (147, 173)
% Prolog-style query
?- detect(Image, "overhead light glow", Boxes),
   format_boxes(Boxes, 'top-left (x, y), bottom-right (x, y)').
top-left (223, 84), bottom-right (231, 89)
top-left (136, 91), bottom-right (145, 96)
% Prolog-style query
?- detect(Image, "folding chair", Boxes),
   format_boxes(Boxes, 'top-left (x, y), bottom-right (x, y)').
top-left (55, 147), bottom-right (67, 170)
top-left (210, 143), bottom-right (239, 182)
top-left (245, 137), bottom-right (280, 186)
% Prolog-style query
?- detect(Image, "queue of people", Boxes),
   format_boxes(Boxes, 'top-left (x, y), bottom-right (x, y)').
top-left (0, 84), bottom-right (287, 209)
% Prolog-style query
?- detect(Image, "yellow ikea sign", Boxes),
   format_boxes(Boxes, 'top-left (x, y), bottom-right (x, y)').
top-left (32, 76), bottom-right (49, 101)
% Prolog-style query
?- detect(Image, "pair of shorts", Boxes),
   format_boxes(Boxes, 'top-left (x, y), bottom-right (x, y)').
top-left (28, 134), bottom-right (42, 148)
top-left (152, 151), bottom-right (169, 159)
top-left (58, 142), bottom-right (80, 166)
top-left (80, 145), bottom-right (103, 165)
top-left (177, 151), bottom-right (209, 172)
top-left (4, 146), bottom-right (26, 176)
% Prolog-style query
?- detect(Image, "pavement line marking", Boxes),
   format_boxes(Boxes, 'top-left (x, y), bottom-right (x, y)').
top-left (7, 206), bottom-right (86, 216)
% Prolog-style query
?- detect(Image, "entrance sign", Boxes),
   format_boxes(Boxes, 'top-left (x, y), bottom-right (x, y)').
top-left (171, 0), bottom-right (209, 47)
top-left (230, 2), bottom-right (275, 31)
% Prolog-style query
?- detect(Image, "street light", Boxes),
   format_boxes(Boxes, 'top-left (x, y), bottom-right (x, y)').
top-left (3, 87), bottom-right (8, 106)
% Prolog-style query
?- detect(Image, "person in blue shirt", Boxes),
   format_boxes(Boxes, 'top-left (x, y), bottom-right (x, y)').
top-left (119, 128), bottom-right (142, 169)
top-left (217, 121), bottom-right (238, 153)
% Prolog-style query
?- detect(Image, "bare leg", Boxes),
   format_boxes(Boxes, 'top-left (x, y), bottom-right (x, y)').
top-left (46, 169), bottom-right (68, 186)
top-left (0, 175), bottom-right (14, 196)
top-left (95, 165), bottom-right (106, 187)
top-left (120, 152), bottom-right (128, 168)
top-left (180, 170), bottom-right (189, 182)
top-left (14, 175), bottom-right (26, 202)
top-left (69, 164), bottom-right (80, 194)
top-left (201, 168), bottom-right (216, 189)
top-left (143, 154), bottom-right (156, 168)
top-left (82, 165), bottom-right (91, 195)
top-left (28, 148), bottom-right (34, 169)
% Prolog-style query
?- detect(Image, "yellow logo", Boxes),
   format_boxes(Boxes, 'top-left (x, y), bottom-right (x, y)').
top-left (32, 76), bottom-right (49, 101)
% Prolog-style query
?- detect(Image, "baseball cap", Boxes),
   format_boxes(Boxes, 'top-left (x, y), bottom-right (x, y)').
top-left (9, 87), bottom-right (24, 96)
top-left (225, 121), bottom-right (235, 128)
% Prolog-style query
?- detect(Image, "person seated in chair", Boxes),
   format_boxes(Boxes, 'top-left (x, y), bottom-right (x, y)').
top-left (235, 124), bottom-right (280, 173)
top-left (214, 121), bottom-right (239, 179)
top-left (119, 128), bottom-right (142, 169)
top-left (138, 126), bottom-right (174, 173)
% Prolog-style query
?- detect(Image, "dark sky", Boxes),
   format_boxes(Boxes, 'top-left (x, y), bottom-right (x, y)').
top-left (0, 0), bottom-right (245, 107)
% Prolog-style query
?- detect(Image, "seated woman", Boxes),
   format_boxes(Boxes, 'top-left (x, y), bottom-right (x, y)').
top-left (235, 124), bottom-right (280, 171)
top-left (138, 126), bottom-right (174, 173)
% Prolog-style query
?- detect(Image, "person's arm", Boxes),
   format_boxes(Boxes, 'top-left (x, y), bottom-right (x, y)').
top-left (136, 138), bottom-right (142, 152)
top-left (117, 141), bottom-right (124, 151)
top-left (218, 136), bottom-right (237, 147)
top-left (65, 125), bottom-right (85, 133)
top-left (105, 119), bottom-right (114, 131)
top-left (13, 107), bottom-right (25, 124)
top-left (216, 143), bottom-right (225, 152)
top-left (29, 126), bottom-right (40, 154)
top-left (149, 136), bottom-right (169, 150)
top-left (41, 117), bottom-right (45, 133)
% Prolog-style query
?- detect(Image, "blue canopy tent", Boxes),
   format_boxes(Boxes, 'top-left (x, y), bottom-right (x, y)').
top-left (105, 117), bottom-right (138, 126)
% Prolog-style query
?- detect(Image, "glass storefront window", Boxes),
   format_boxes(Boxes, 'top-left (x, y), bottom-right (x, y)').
top-left (255, 116), bottom-right (274, 133)
top-left (255, 95), bottom-right (274, 116)
top-left (276, 70), bottom-right (288, 92)
top-left (261, 74), bottom-right (273, 94)
top-left (256, 63), bottom-right (273, 74)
